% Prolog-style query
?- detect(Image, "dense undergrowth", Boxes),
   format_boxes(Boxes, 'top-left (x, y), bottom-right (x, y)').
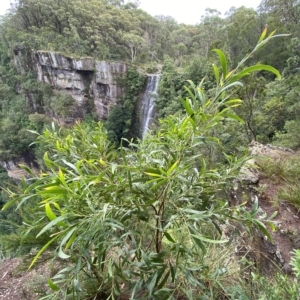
top-left (259, 153), bottom-right (300, 209)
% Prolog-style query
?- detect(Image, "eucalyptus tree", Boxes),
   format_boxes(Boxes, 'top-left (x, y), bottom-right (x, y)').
top-left (225, 7), bottom-right (261, 66)
top-left (193, 9), bottom-right (224, 58)
top-left (259, 0), bottom-right (300, 33)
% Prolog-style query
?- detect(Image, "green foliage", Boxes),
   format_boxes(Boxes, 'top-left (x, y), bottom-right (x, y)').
top-left (106, 67), bottom-right (146, 143)
top-left (156, 58), bottom-right (185, 118)
top-left (0, 43), bottom-right (53, 160)
top-left (249, 272), bottom-right (299, 300)
top-left (259, 153), bottom-right (300, 208)
top-left (290, 249), bottom-right (300, 278)
top-left (2, 32), bottom-right (283, 299)
top-left (157, 57), bottom-right (215, 119)
top-left (274, 120), bottom-right (300, 149)
top-left (0, 168), bottom-right (50, 256)
top-left (49, 92), bottom-right (76, 118)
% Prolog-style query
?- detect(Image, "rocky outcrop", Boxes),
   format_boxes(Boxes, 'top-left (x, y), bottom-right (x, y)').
top-left (231, 141), bottom-right (300, 275)
top-left (16, 51), bottom-right (129, 120)
top-left (0, 159), bottom-right (37, 181)
top-left (249, 141), bottom-right (294, 158)
top-left (239, 141), bottom-right (295, 184)
top-left (92, 60), bottom-right (127, 119)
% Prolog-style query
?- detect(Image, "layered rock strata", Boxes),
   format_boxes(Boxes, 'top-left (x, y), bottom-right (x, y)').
top-left (28, 51), bottom-right (128, 120)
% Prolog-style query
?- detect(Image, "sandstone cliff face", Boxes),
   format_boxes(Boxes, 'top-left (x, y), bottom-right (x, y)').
top-left (0, 158), bottom-right (38, 181)
top-left (93, 60), bottom-right (127, 119)
top-left (30, 51), bottom-right (128, 120)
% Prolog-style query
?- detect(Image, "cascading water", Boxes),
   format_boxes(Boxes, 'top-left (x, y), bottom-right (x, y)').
top-left (140, 74), bottom-right (160, 138)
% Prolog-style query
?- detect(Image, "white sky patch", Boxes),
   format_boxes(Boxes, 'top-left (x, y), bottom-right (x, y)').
top-left (0, 0), bottom-right (11, 16)
top-left (139, 0), bottom-right (262, 24)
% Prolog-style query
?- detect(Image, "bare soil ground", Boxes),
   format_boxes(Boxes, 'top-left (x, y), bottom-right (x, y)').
top-left (256, 176), bottom-right (300, 272)
top-left (0, 255), bottom-right (52, 300)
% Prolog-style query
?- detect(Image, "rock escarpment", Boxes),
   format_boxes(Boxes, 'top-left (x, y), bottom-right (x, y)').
top-left (0, 157), bottom-right (38, 181)
top-left (14, 50), bottom-right (129, 120)
top-left (31, 51), bottom-right (128, 120)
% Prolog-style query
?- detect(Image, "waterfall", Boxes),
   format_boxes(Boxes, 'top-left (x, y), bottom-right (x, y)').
top-left (141, 75), bottom-right (160, 138)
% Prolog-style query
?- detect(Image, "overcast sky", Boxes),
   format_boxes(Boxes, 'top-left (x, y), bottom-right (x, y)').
top-left (0, 0), bottom-right (262, 24)
top-left (139, 0), bottom-right (262, 24)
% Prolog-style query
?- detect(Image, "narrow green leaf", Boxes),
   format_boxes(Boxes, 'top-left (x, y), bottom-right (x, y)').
top-left (43, 152), bottom-right (52, 169)
top-left (62, 159), bottom-right (79, 174)
top-left (186, 79), bottom-right (196, 92)
top-left (60, 227), bottom-right (77, 251)
top-left (47, 278), bottom-right (60, 291)
top-left (128, 170), bottom-right (132, 191)
top-left (223, 99), bottom-right (243, 105)
top-left (267, 221), bottom-right (276, 232)
top-left (42, 186), bottom-right (68, 195)
top-left (253, 219), bottom-right (273, 243)
top-left (29, 235), bottom-right (60, 269)
top-left (45, 203), bottom-right (57, 221)
top-left (250, 196), bottom-right (259, 216)
top-left (148, 272), bottom-right (158, 296)
top-left (149, 178), bottom-right (168, 190)
top-left (144, 172), bottom-right (164, 178)
top-left (164, 232), bottom-right (176, 243)
top-left (167, 160), bottom-right (179, 176)
top-left (141, 250), bottom-right (151, 267)
top-left (224, 113), bottom-right (245, 123)
top-left (2, 194), bottom-right (35, 211)
top-left (157, 270), bottom-right (170, 290)
top-left (184, 84), bottom-right (197, 104)
top-left (228, 64), bottom-right (281, 84)
top-left (219, 81), bottom-right (243, 94)
top-left (65, 231), bottom-right (76, 250)
top-left (190, 234), bottom-right (228, 244)
top-left (212, 221), bottom-right (222, 235)
top-left (37, 215), bottom-right (68, 237)
top-left (180, 98), bottom-right (194, 116)
top-left (212, 64), bottom-right (220, 85)
top-left (188, 225), bottom-right (206, 253)
top-left (197, 86), bottom-right (206, 107)
top-left (58, 169), bottom-right (66, 186)
top-left (225, 70), bottom-right (234, 80)
top-left (258, 26), bottom-right (268, 43)
top-left (154, 288), bottom-right (173, 297)
top-left (18, 164), bottom-right (35, 176)
top-left (187, 115), bottom-right (196, 131)
top-left (213, 49), bottom-right (227, 79)
top-left (200, 158), bottom-right (206, 176)
top-left (170, 263), bottom-right (176, 282)
top-left (58, 245), bottom-right (70, 259)
top-left (111, 163), bottom-right (117, 174)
